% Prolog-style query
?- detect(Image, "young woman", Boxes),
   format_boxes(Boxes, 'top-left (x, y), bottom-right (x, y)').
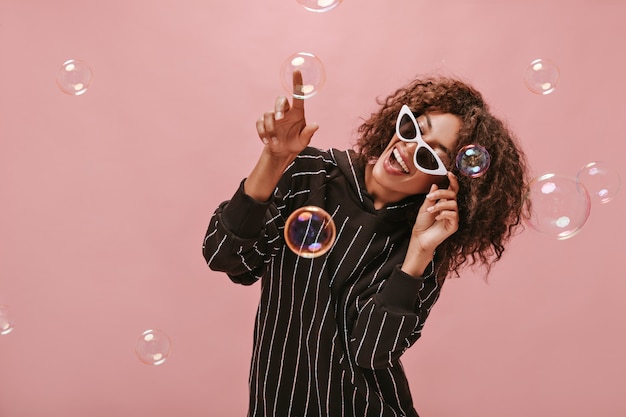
top-left (202, 72), bottom-right (529, 417)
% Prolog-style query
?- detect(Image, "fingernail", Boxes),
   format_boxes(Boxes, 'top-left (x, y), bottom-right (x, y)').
top-left (262, 138), bottom-right (269, 145)
top-left (426, 206), bottom-right (434, 212)
top-left (275, 112), bottom-right (283, 120)
top-left (271, 137), bottom-right (278, 144)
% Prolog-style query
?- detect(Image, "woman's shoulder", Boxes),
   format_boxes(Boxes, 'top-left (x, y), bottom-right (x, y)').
top-left (286, 147), bottom-right (365, 190)
top-left (294, 146), bottom-right (339, 168)
top-left (297, 146), bottom-right (359, 167)
top-left (299, 146), bottom-right (333, 158)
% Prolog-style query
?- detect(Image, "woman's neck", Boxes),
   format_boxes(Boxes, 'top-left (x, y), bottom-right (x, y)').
top-left (364, 163), bottom-right (404, 210)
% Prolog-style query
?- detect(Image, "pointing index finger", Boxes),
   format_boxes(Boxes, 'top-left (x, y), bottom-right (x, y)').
top-left (292, 70), bottom-right (305, 110)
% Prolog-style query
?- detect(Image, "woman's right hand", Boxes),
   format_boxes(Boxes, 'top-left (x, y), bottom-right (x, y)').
top-left (256, 70), bottom-right (319, 161)
top-left (244, 71), bottom-right (319, 202)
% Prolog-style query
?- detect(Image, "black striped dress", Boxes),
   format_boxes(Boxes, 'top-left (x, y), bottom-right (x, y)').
top-left (203, 147), bottom-right (444, 417)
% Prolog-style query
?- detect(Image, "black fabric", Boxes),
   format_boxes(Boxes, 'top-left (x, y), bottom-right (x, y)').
top-left (203, 147), bottom-right (444, 417)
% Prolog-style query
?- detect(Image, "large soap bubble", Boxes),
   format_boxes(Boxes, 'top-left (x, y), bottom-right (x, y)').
top-left (135, 329), bottom-right (171, 366)
top-left (280, 52), bottom-right (326, 99)
top-left (56, 59), bottom-right (93, 96)
top-left (284, 206), bottom-right (336, 258)
top-left (576, 161), bottom-right (621, 204)
top-left (0, 305), bottom-right (15, 335)
top-left (297, 0), bottom-right (342, 12)
top-left (455, 144), bottom-right (491, 178)
top-left (524, 58), bottom-right (560, 95)
top-left (525, 173), bottom-right (591, 240)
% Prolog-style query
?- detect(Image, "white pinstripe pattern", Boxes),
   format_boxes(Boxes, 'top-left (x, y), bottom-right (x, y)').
top-left (203, 147), bottom-right (443, 417)
top-left (371, 311), bottom-right (388, 369)
top-left (262, 248), bottom-right (285, 417)
top-left (205, 234), bottom-right (227, 268)
top-left (328, 223), bottom-right (362, 287)
top-left (287, 255), bottom-right (316, 416)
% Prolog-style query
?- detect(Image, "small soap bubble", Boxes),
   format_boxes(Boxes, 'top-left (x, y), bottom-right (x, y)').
top-left (525, 173), bottom-right (591, 240)
top-left (56, 59), bottom-right (93, 95)
top-left (0, 305), bottom-right (15, 336)
top-left (297, 0), bottom-right (342, 12)
top-left (284, 206), bottom-right (336, 258)
top-left (524, 58), bottom-right (560, 95)
top-left (280, 52), bottom-right (326, 99)
top-left (135, 329), bottom-right (171, 366)
top-left (576, 161), bottom-right (621, 204)
top-left (455, 144), bottom-right (491, 178)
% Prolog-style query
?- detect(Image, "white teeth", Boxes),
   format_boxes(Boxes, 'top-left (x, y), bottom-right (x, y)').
top-left (393, 148), bottom-right (410, 173)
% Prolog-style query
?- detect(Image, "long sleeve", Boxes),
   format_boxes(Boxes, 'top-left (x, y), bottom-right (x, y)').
top-left (203, 147), bottom-right (334, 285)
top-left (202, 147), bottom-right (442, 417)
top-left (348, 264), bottom-right (441, 370)
top-left (202, 180), bottom-right (281, 285)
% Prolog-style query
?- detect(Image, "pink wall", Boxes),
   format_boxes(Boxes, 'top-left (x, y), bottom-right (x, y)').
top-left (1, 0), bottom-right (625, 416)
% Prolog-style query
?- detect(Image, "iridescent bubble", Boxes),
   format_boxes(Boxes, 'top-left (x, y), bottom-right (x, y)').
top-left (524, 58), bottom-right (560, 95)
top-left (297, 0), bottom-right (342, 12)
top-left (135, 329), bottom-right (171, 366)
top-left (0, 305), bottom-right (15, 336)
top-left (576, 161), bottom-right (621, 204)
top-left (56, 59), bottom-right (93, 96)
top-left (455, 144), bottom-right (491, 178)
top-left (284, 206), bottom-right (336, 258)
top-left (525, 173), bottom-right (591, 240)
top-left (280, 52), bottom-right (326, 99)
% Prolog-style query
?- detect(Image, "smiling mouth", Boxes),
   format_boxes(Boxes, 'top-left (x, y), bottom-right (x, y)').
top-left (391, 147), bottom-right (410, 174)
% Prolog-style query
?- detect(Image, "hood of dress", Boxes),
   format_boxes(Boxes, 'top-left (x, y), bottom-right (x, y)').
top-left (330, 148), bottom-right (425, 223)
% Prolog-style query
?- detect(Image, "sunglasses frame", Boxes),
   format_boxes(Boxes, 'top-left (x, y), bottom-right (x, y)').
top-left (395, 105), bottom-right (448, 176)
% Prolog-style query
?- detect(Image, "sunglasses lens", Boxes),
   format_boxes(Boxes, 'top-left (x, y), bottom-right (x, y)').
top-left (416, 147), bottom-right (440, 170)
top-left (398, 113), bottom-right (417, 139)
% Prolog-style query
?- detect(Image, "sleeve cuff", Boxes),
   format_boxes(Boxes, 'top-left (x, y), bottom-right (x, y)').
top-left (376, 265), bottom-right (430, 313)
top-left (221, 179), bottom-right (273, 238)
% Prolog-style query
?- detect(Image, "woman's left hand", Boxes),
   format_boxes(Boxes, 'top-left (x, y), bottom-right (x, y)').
top-left (402, 172), bottom-right (459, 277)
top-left (401, 172), bottom-right (459, 276)
top-left (413, 172), bottom-right (460, 251)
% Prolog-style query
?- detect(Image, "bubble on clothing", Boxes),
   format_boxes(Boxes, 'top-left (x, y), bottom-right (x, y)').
top-left (135, 329), bottom-right (171, 366)
top-left (296, 0), bottom-right (342, 12)
top-left (524, 58), bottom-right (559, 95)
top-left (576, 161), bottom-right (621, 204)
top-left (56, 59), bottom-right (93, 96)
top-left (455, 144), bottom-right (491, 178)
top-left (284, 206), bottom-right (336, 258)
top-left (525, 173), bottom-right (591, 240)
top-left (280, 52), bottom-right (326, 99)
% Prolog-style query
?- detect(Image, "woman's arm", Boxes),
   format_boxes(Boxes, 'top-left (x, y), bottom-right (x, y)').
top-left (348, 172), bottom-right (459, 369)
top-left (348, 265), bottom-right (441, 369)
top-left (244, 70), bottom-right (319, 202)
top-left (401, 172), bottom-right (460, 276)
top-left (202, 71), bottom-right (319, 283)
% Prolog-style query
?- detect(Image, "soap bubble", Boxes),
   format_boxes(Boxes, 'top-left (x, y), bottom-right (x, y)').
top-left (280, 52), bottom-right (326, 99)
top-left (284, 206), bottom-right (336, 258)
top-left (297, 0), bottom-right (342, 12)
top-left (455, 144), bottom-right (491, 178)
top-left (56, 59), bottom-right (93, 96)
top-left (576, 161), bottom-right (621, 204)
top-left (135, 329), bottom-right (171, 365)
top-left (524, 58), bottom-right (559, 95)
top-left (525, 173), bottom-right (591, 240)
top-left (0, 305), bottom-right (15, 335)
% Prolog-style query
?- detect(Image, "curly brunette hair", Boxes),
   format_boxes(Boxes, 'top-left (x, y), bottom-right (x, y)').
top-left (355, 75), bottom-right (531, 279)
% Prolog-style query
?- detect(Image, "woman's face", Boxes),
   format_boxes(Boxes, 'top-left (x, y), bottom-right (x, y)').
top-left (366, 111), bottom-right (462, 206)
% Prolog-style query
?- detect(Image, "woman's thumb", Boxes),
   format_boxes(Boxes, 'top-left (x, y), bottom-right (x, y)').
top-left (300, 123), bottom-right (319, 142)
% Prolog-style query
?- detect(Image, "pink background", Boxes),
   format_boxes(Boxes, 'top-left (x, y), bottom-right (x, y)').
top-left (1, 1), bottom-right (625, 416)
